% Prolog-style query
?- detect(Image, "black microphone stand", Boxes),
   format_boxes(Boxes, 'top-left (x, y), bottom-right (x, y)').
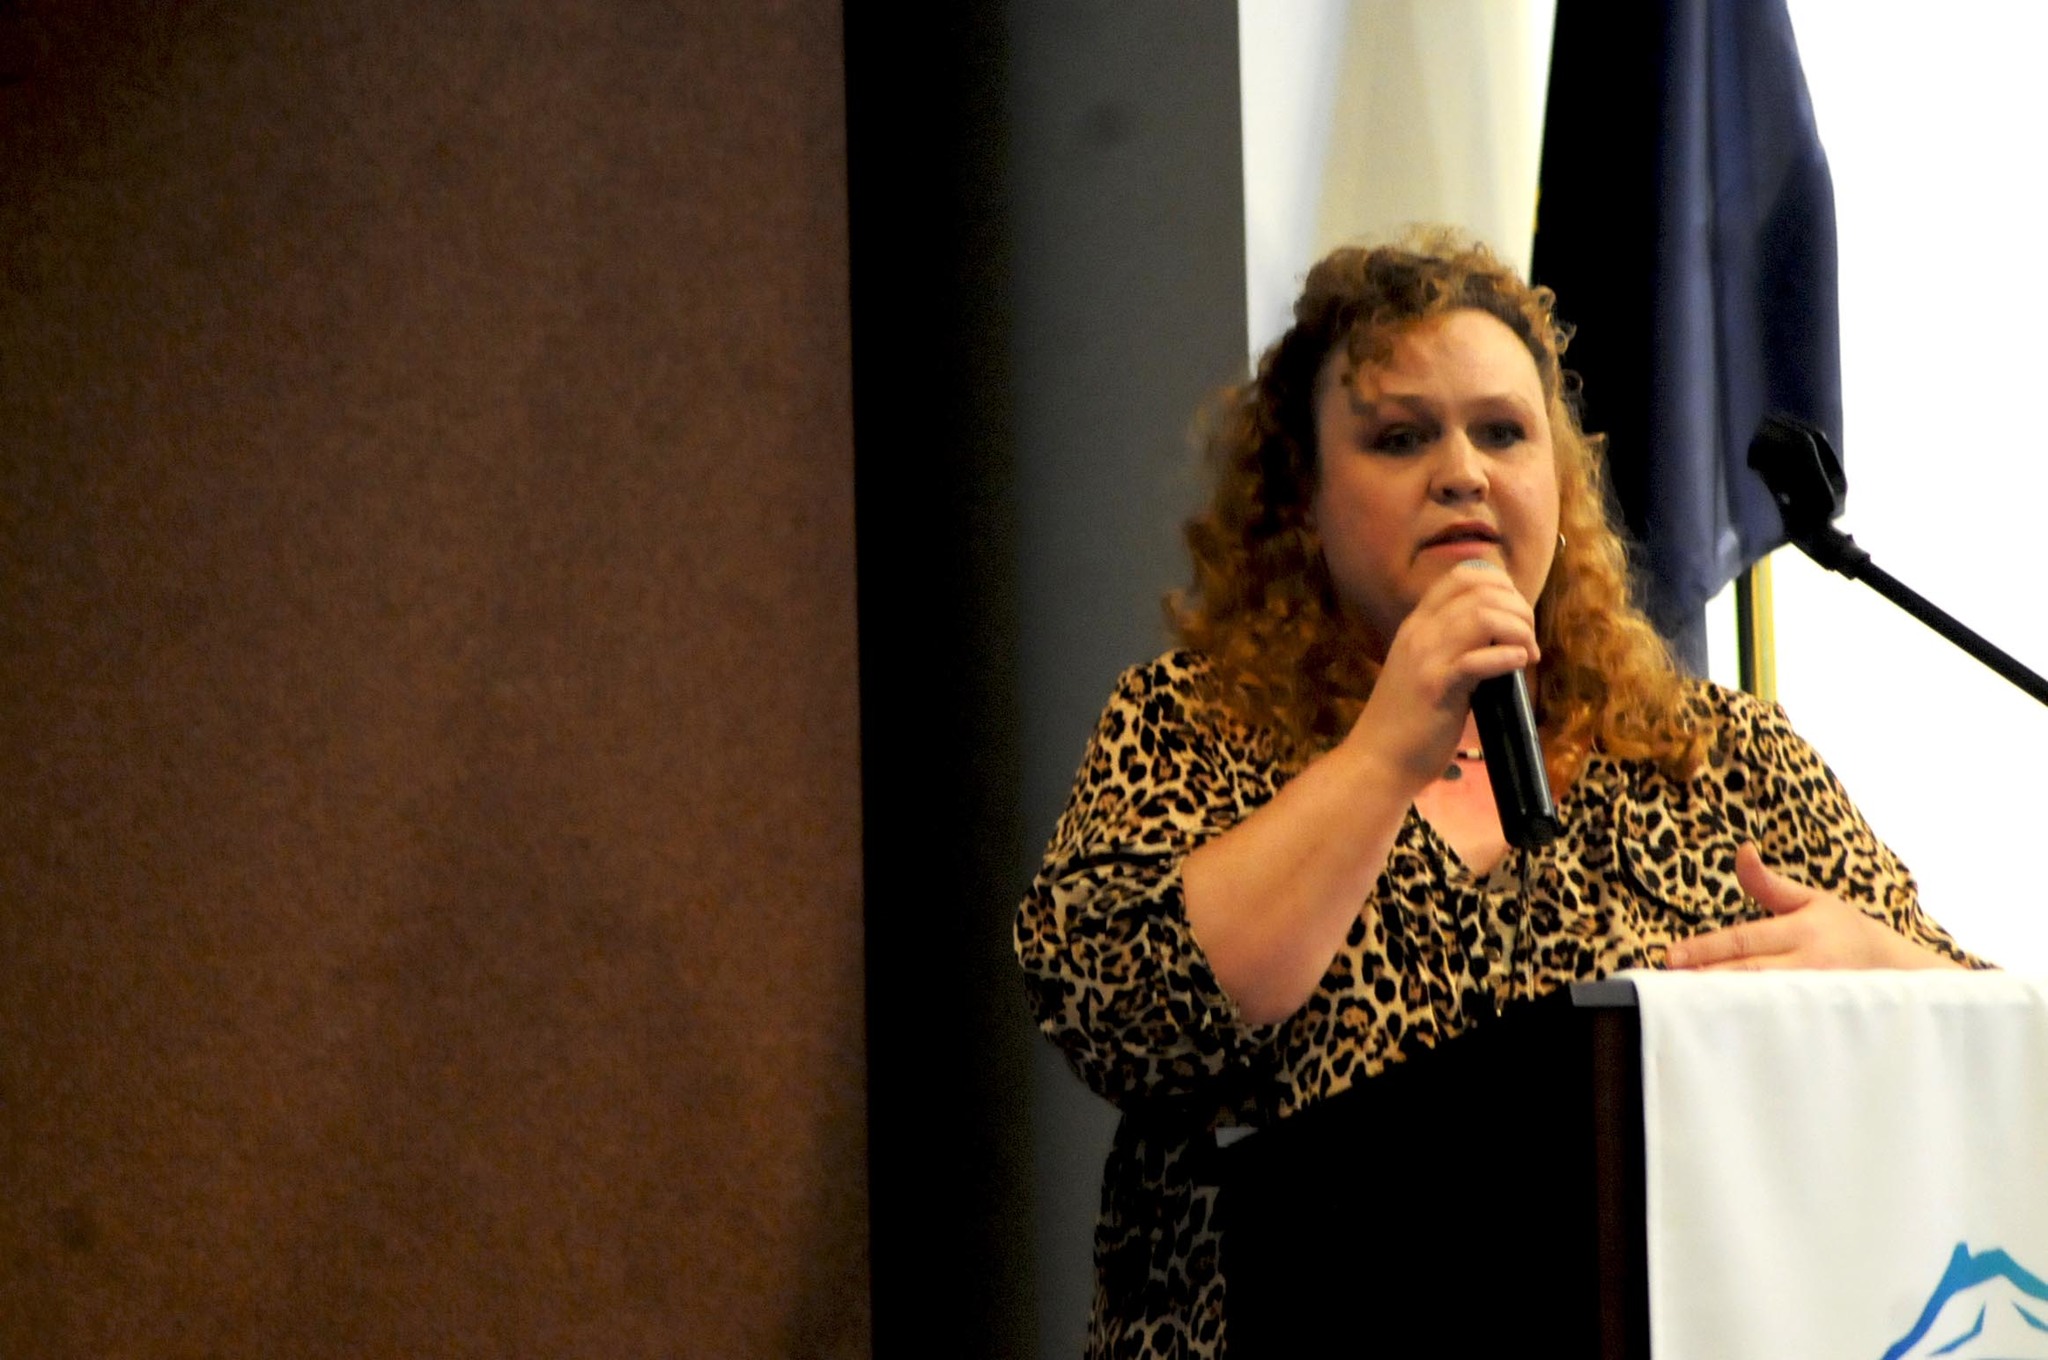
top-left (1748, 415), bottom-right (2048, 709)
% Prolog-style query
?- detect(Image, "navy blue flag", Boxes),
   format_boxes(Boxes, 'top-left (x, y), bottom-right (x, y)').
top-left (1531, 0), bottom-right (1840, 673)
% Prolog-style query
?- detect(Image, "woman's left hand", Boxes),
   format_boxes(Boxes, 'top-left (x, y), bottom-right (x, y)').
top-left (1663, 843), bottom-right (1964, 972)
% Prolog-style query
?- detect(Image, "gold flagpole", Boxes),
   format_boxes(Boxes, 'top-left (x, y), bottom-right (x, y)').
top-left (1733, 554), bottom-right (1778, 702)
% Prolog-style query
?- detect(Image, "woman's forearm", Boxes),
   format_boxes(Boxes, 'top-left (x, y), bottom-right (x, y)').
top-left (1182, 740), bottom-right (1415, 1026)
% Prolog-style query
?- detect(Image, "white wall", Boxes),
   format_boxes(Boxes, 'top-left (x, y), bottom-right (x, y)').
top-left (1761, 2), bottom-right (2048, 969)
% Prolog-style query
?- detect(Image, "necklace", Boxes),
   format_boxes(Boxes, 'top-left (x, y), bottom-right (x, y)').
top-left (1440, 747), bottom-right (1485, 781)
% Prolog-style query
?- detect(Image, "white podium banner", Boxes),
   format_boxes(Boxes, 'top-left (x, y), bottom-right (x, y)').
top-left (1629, 970), bottom-right (2048, 1359)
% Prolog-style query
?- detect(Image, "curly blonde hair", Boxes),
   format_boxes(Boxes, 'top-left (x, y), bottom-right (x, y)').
top-left (1171, 230), bottom-right (1707, 789)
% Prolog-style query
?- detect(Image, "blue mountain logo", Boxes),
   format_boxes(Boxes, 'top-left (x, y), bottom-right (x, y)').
top-left (1882, 1243), bottom-right (2048, 1359)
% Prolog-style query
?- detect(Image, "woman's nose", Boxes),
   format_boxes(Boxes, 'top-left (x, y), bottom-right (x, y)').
top-left (1429, 433), bottom-right (1488, 500)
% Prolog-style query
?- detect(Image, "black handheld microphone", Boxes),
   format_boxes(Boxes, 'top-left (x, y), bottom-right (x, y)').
top-left (1471, 671), bottom-right (1560, 850)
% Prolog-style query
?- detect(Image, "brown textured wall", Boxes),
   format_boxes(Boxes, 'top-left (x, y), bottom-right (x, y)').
top-left (0, 2), bottom-right (866, 1355)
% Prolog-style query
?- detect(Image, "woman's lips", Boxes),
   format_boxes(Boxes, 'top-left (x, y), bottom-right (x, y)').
top-left (1418, 538), bottom-right (1502, 561)
top-left (1419, 524), bottom-right (1502, 557)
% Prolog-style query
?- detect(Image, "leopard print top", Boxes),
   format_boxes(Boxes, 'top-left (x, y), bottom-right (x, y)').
top-left (1015, 651), bottom-right (1981, 1359)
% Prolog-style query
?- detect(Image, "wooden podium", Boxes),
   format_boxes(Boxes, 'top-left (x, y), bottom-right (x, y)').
top-left (1216, 981), bottom-right (1649, 1357)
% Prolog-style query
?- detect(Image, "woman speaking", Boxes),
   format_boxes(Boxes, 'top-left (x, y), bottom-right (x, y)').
top-left (1014, 231), bottom-right (1984, 1358)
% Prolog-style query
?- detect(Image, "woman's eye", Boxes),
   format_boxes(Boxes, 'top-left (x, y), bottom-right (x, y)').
top-left (1474, 421), bottom-right (1525, 449)
top-left (1370, 426), bottom-right (1429, 454)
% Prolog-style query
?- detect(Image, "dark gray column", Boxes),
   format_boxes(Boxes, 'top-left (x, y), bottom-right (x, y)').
top-left (851, 4), bottom-right (1244, 1355)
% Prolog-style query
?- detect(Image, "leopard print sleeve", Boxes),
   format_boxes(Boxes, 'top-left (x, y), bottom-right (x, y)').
top-left (1717, 686), bottom-right (1990, 968)
top-left (1014, 653), bottom-right (1277, 1108)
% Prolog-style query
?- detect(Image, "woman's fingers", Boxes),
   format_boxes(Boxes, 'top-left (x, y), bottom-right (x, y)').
top-left (1667, 902), bottom-right (1893, 971)
top-left (1345, 561), bottom-right (1545, 790)
top-left (1665, 915), bottom-right (1801, 970)
top-left (1665, 844), bottom-right (1959, 970)
top-left (1733, 842), bottom-right (1817, 915)
top-left (1447, 643), bottom-right (1536, 687)
top-left (1393, 574), bottom-right (1539, 676)
top-left (1667, 845), bottom-right (1822, 968)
